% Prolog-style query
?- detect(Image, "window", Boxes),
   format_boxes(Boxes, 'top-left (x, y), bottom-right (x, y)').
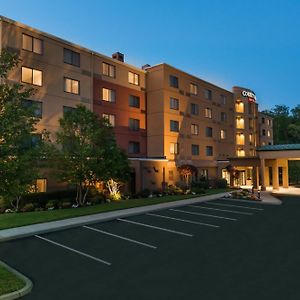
top-left (63, 48), bottom-right (80, 67)
top-left (235, 101), bottom-right (244, 113)
top-left (35, 179), bottom-right (47, 193)
top-left (262, 129), bottom-right (266, 136)
top-left (21, 67), bottom-right (42, 86)
top-left (102, 113), bottom-right (115, 127)
top-left (102, 88), bottom-right (116, 102)
top-left (249, 133), bottom-right (253, 143)
top-left (169, 75), bottom-right (179, 88)
top-left (170, 120), bottom-right (179, 132)
top-left (128, 141), bottom-right (140, 154)
top-left (236, 133), bottom-right (245, 145)
top-left (191, 124), bottom-right (199, 135)
top-left (262, 117), bottom-right (265, 124)
top-left (204, 89), bottom-right (212, 100)
top-left (64, 78), bottom-right (80, 94)
top-left (23, 134), bottom-right (42, 149)
top-left (236, 117), bottom-right (244, 129)
top-left (268, 119), bottom-right (272, 126)
top-left (102, 62), bottom-right (116, 78)
top-left (206, 146), bottom-right (213, 156)
top-left (205, 108), bottom-right (212, 118)
top-left (129, 95), bottom-right (140, 108)
top-left (170, 97), bottom-right (179, 110)
top-left (22, 34), bottom-right (43, 54)
top-left (190, 83), bottom-right (198, 95)
top-left (221, 112), bottom-right (227, 122)
top-left (220, 95), bottom-right (226, 105)
top-left (221, 129), bottom-right (226, 139)
top-left (192, 144), bottom-right (199, 156)
top-left (170, 143), bottom-right (179, 154)
top-left (129, 118), bottom-right (140, 131)
top-left (190, 103), bottom-right (199, 115)
top-left (63, 106), bottom-right (76, 116)
top-left (249, 118), bottom-right (254, 129)
top-left (200, 169), bottom-right (208, 179)
top-left (205, 127), bottom-right (213, 137)
top-left (237, 149), bottom-right (245, 157)
top-left (267, 130), bottom-right (271, 137)
top-left (128, 71), bottom-right (139, 85)
top-left (22, 99), bottom-right (42, 118)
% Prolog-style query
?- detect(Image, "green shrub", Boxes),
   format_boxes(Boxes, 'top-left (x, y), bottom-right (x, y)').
top-left (46, 200), bottom-right (58, 210)
top-left (191, 181), bottom-right (209, 190)
top-left (192, 187), bottom-right (206, 194)
top-left (21, 203), bottom-right (35, 212)
top-left (61, 201), bottom-right (72, 209)
top-left (215, 179), bottom-right (227, 189)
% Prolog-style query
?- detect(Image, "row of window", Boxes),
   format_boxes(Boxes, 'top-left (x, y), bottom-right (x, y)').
top-left (169, 75), bottom-right (226, 103)
top-left (22, 34), bottom-right (141, 86)
top-left (170, 143), bottom-right (213, 156)
top-left (261, 117), bottom-right (272, 126)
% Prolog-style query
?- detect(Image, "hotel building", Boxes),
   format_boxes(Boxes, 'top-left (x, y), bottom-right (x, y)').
top-left (0, 16), bottom-right (274, 193)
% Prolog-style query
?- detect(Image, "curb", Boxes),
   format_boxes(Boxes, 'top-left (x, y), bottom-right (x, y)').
top-left (0, 261), bottom-right (32, 300)
top-left (0, 192), bottom-right (228, 242)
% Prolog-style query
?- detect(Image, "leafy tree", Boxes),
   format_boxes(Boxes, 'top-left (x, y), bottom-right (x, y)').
top-left (0, 50), bottom-right (49, 211)
top-left (55, 105), bottom-right (130, 205)
top-left (178, 164), bottom-right (197, 188)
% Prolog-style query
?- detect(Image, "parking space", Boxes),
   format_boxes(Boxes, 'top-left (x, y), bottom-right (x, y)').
top-left (1, 196), bottom-right (298, 300)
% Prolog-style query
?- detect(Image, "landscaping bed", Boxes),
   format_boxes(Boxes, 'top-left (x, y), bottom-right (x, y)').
top-left (0, 189), bottom-right (227, 230)
top-left (0, 263), bottom-right (25, 296)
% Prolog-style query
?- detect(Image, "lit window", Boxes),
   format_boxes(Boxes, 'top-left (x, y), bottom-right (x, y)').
top-left (205, 127), bottom-right (213, 137)
top-left (102, 62), bottom-right (116, 78)
top-left (190, 83), bottom-right (198, 95)
top-left (192, 144), bottom-right (199, 156)
top-left (205, 108), bottom-right (212, 118)
top-left (128, 141), bottom-right (140, 154)
top-left (102, 88), bottom-right (116, 102)
top-left (170, 97), bottom-right (179, 110)
top-left (191, 103), bottom-right (199, 115)
top-left (102, 113), bottom-right (115, 127)
top-left (191, 124), bottom-right (199, 135)
top-left (63, 48), bottom-right (80, 67)
top-left (268, 119), bottom-right (272, 126)
top-left (129, 95), bottom-right (140, 108)
top-left (22, 34), bottom-right (43, 54)
top-left (64, 78), bottom-right (79, 94)
top-left (221, 129), bottom-right (226, 139)
top-left (170, 143), bottom-right (179, 154)
top-left (236, 117), bottom-right (244, 129)
top-left (170, 120), bottom-right (179, 132)
top-left (129, 118), bottom-right (140, 131)
top-left (21, 67), bottom-right (42, 86)
top-left (204, 89), bottom-right (212, 100)
top-left (35, 179), bottom-right (47, 192)
top-left (169, 75), bottom-right (179, 88)
top-left (235, 101), bottom-right (244, 113)
top-left (236, 133), bottom-right (245, 145)
top-left (128, 71), bottom-right (139, 85)
top-left (237, 149), bottom-right (245, 157)
top-left (267, 130), bottom-right (271, 137)
top-left (206, 146), bottom-right (213, 156)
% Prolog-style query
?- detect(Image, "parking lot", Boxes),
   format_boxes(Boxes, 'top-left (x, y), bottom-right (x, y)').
top-left (1, 196), bottom-right (300, 300)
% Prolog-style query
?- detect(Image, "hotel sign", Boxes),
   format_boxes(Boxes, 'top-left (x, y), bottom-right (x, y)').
top-left (241, 90), bottom-right (256, 102)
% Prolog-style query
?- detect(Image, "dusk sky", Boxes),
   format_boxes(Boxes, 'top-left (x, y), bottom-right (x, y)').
top-left (1, 0), bottom-right (299, 111)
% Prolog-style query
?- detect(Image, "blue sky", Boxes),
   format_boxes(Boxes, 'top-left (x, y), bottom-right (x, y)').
top-left (1, 0), bottom-right (299, 111)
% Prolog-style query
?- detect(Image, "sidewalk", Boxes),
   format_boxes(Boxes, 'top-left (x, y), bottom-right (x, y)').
top-left (0, 192), bottom-right (228, 242)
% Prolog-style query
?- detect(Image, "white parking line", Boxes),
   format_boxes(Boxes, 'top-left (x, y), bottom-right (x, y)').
top-left (146, 213), bottom-right (219, 228)
top-left (117, 218), bottom-right (193, 237)
top-left (35, 235), bottom-right (111, 266)
top-left (188, 205), bottom-right (253, 215)
top-left (206, 202), bottom-right (264, 211)
top-left (220, 198), bottom-right (265, 205)
top-left (82, 225), bottom-right (157, 249)
top-left (169, 208), bottom-right (237, 221)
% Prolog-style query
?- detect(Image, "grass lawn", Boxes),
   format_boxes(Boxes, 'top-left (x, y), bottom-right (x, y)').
top-left (0, 189), bottom-right (227, 230)
top-left (0, 263), bottom-right (25, 296)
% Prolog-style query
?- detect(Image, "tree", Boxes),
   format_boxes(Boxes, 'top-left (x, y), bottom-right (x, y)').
top-left (0, 50), bottom-right (48, 211)
top-left (177, 164), bottom-right (197, 187)
top-left (55, 105), bottom-right (130, 205)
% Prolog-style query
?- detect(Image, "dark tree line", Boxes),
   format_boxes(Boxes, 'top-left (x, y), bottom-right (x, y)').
top-left (262, 105), bottom-right (300, 144)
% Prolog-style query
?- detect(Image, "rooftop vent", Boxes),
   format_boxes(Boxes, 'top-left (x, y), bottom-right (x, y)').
top-left (112, 52), bottom-right (124, 62)
top-left (142, 64), bottom-right (151, 70)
